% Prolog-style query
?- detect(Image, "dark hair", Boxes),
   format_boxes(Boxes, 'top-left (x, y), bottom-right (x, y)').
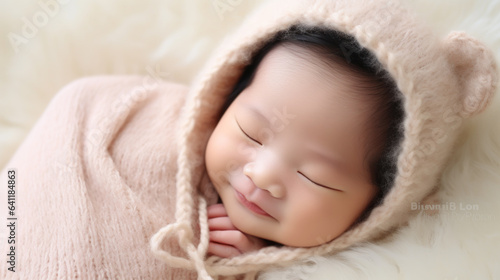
top-left (221, 25), bottom-right (404, 223)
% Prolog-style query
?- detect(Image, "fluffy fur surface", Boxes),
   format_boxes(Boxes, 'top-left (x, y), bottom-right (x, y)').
top-left (1, 0), bottom-right (499, 279)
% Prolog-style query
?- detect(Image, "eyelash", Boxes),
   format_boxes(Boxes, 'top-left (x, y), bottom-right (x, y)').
top-left (236, 119), bottom-right (262, 145)
top-left (235, 119), bottom-right (340, 192)
top-left (298, 171), bottom-right (341, 192)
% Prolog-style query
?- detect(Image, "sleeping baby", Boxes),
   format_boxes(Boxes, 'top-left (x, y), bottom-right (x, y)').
top-left (204, 26), bottom-right (403, 258)
top-left (1, 0), bottom-right (496, 279)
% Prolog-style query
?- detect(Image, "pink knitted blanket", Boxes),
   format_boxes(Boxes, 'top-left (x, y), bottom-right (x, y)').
top-left (0, 76), bottom-right (199, 279)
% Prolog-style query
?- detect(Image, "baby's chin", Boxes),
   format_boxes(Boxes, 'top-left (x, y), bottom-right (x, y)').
top-left (248, 231), bottom-right (340, 248)
top-left (228, 214), bottom-right (342, 248)
top-left (273, 235), bottom-right (340, 248)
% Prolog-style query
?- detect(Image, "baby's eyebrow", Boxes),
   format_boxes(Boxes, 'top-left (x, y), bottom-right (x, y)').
top-left (306, 144), bottom-right (344, 170)
top-left (243, 104), bottom-right (270, 124)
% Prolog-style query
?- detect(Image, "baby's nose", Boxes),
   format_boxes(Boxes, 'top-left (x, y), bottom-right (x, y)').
top-left (243, 162), bottom-right (285, 198)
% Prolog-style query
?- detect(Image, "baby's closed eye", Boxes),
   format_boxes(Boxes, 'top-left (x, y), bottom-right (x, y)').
top-left (298, 171), bottom-right (343, 192)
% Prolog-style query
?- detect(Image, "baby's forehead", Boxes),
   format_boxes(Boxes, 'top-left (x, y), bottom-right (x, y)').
top-left (252, 44), bottom-right (360, 94)
top-left (236, 60), bottom-right (370, 143)
top-left (248, 46), bottom-right (364, 109)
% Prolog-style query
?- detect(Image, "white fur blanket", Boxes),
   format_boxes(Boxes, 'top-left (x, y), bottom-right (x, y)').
top-left (1, 0), bottom-right (499, 279)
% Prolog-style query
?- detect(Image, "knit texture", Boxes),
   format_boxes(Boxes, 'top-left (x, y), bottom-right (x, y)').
top-left (0, 76), bottom-right (211, 279)
top-left (149, 0), bottom-right (498, 278)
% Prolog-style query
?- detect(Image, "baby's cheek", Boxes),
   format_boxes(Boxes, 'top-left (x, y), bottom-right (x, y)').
top-left (206, 136), bottom-right (228, 183)
top-left (282, 192), bottom-right (347, 247)
top-left (236, 142), bottom-right (257, 161)
top-left (206, 133), bottom-right (242, 184)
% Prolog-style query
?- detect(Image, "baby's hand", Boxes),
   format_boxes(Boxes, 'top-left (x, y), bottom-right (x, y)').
top-left (207, 203), bottom-right (266, 258)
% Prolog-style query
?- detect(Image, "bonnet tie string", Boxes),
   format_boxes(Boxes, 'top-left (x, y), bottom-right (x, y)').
top-left (150, 197), bottom-right (214, 280)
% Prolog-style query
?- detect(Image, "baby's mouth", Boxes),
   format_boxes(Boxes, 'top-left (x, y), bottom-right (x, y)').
top-left (234, 189), bottom-right (271, 217)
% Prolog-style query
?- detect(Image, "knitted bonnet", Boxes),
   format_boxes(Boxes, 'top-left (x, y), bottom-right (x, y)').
top-left (150, 0), bottom-right (498, 279)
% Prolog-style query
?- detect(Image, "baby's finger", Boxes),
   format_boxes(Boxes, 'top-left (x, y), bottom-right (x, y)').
top-left (209, 230), bottom-right (252, 252)
top-left (208, 216), bottom-right (237, 231)
top-left (207, 242), bottom-right (241, 258)
top-left (207, 204), bottom-right (228, 218)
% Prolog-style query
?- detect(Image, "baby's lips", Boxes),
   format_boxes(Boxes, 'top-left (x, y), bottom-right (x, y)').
top-left (235, 189), bottom-right (274, 218)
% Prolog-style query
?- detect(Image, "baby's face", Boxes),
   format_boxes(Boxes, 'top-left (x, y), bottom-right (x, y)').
top-left (205, 45), bottom-right (377, 247)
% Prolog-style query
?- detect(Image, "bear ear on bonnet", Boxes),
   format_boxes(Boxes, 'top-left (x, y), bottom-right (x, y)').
top-left (442, 31), bottom-right (498, 117)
